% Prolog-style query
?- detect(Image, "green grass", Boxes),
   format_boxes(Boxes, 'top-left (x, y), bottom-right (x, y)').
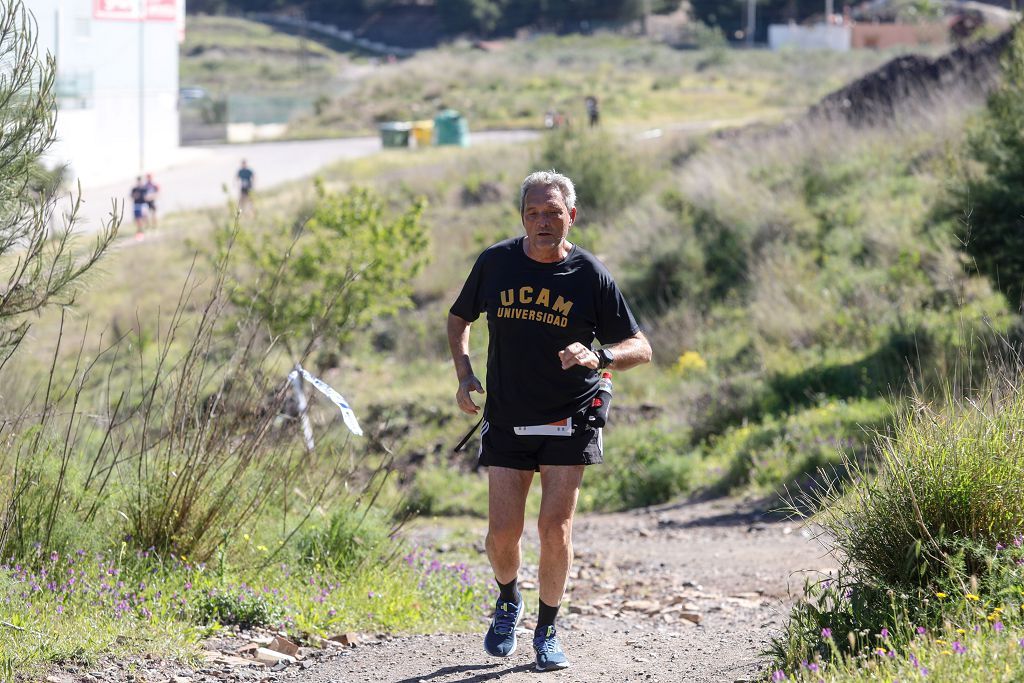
top-left (771, 374), bottom-right (1024, 679)
top-left (777, 623), bottom-right (1024, 682)
top-left (0, 541), bottom-right (488, 678)
top-left (181, 16), bottom-right (352, 97)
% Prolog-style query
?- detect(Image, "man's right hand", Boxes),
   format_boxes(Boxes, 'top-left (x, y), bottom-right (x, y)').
top-left (456, 375), bottom-right (485, 415)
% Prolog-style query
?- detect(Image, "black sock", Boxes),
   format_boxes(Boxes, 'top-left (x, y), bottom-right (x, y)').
top-left (537, 600), bottom-right (560, 629)
top-left (496, 577), bottom-right (520, 604)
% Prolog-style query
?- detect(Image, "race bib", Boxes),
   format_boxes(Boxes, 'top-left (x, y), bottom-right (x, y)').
top-left (514, 417), bottom-right (572, 437)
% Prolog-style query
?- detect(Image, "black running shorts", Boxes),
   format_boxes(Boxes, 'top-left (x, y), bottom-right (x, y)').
top-left (479, 414), bottom-right (603, 471)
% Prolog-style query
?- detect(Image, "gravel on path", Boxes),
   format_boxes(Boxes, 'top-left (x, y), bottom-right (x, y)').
top-left (289, 498), bottom-right (834, 683)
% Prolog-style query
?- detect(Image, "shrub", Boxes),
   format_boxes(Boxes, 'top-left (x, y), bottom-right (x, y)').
top-left (222, 180), bottom-right (429, 360)
top-left (948, 26), bottom-right (1024, 310)
top-left (536, 127), bottom-right (651, 221)
top-left (296, 503), bottom-right (393, 574)
top-left (192, 588), bottom-right (285, 629)
top-left (808, 379), bottom-right (1024, 589)
top-left (582, 428), bottom-right (695, 511)
top-left (404, 464), bottom-right (490, 518)
top-left (772, 374), bottom-right (1024, 674)
top-left (0, 0), bottom-right (116, 366)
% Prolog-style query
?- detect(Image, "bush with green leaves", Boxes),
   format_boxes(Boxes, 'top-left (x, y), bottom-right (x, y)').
top-left (296, 503), bottom-right (393, 574)
top-left (193, 588), bottom-right (286, 629)
top-left (536, 127), bottom-right (651, 222)
top-left (948, 26), bottom-right (1024, 310)
top-left (814, 383), bottom-right (1024, 588)
top-left (0, 1), bottom-right (116, 367)
top-left (224, 180), bottom-right (429, 360)
top-left (773, 372), bottom-right (1024, 672)
top-left (581, 427), bottom-right (695, 511)
top-left (704, 398), bottom-right (892, 495)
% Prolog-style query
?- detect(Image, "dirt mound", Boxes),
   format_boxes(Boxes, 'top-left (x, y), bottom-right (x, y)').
top-left (809, 29), bottom-right (1014, 125)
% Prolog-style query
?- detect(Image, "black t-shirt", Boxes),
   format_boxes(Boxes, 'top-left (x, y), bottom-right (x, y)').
top-left (130, 185), bottom-right (147, 205)
top-left (450, 237), bottom-right (640, 426)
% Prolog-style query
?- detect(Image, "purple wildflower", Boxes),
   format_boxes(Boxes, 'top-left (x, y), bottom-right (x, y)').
top-left (994, 621), bottom-right (1004, 633)
top-left (821, 628), bottom-right (832, 639)
top-left (771, 671), bottom-right (786, 682)
top-left (952, 641), bottom-right (966, 654)
top-left (916, 626), bottom-right (926, 635)
top-left (880, 628), bottom-right (889, 640)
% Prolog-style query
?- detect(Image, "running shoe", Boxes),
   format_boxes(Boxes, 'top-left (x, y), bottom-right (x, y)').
top-left (533, 625), bottom-right (570, 671)
top-left (483, 596), bottom-right (524, 657)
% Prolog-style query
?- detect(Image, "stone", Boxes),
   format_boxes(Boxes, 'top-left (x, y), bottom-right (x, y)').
top-left (622, 600), bottom-right (659, 613)
top-left (679, 612), bottom-right (702, 625)
top-left (254, 648), bottom-right (296, 666)
top-left (329, 633), bottom-right (359, 647)
top-left (267, 637), bottom-right (299, 658)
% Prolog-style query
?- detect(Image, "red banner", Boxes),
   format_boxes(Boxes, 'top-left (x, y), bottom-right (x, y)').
top-left (93, 0), bottom-right (177, 21)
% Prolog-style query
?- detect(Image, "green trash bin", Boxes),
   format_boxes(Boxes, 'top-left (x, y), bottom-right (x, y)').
top-left (379, 121), bottom-right (411, 148)
top-left (433, 109), bottom-right (470, 147)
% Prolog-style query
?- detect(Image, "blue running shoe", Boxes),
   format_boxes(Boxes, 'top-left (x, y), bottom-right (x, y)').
top-left (533, 625), bottom-right (570, 671)
top-left (483, 597), bottom-right (524, 657)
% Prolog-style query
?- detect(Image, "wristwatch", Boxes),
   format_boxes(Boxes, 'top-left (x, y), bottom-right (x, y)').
top-left (597, 347), bottom-right (615, 369)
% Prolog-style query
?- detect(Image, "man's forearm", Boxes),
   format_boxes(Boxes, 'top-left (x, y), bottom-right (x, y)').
top-left (447, 313), bottom-right (476, 380)
top-left (605, 332), bottom-right (652, 371)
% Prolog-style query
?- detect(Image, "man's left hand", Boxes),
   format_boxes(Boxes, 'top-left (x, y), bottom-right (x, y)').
top-left (559, 343), bottom-right (599, 370)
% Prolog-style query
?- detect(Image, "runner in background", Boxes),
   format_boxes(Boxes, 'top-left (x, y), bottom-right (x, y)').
top-left (144, 173), bottom-right (160, 230)
top-left (236, 159), bottom-right (254, 211)
top-left (130, 176), bottom-right (148, 240)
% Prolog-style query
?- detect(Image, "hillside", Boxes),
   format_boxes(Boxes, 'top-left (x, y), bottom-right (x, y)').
top-left (4, 10), bottom-right (1024, 680)
top-left (291, 33), bottom-right (906, 134)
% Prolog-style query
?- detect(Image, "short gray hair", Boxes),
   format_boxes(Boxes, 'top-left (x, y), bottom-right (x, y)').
top-left (519, 170), bottom-right (576, 214)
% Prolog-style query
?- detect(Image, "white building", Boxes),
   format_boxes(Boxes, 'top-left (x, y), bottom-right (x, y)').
top-left (27, 0), bottom-right (184, 186)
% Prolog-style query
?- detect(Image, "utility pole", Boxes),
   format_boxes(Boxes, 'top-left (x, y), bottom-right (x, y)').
top-left (138, 13), bottom-right (145, 173)
top-left (746, 0), bottom-right (756, 46)
top-left (825, 0), bottom-right (834, 23)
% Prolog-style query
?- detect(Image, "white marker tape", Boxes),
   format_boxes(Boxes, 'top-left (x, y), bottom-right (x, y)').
top-left (288, 369), bottom-right (315, 451)
top-left (288, 364), bottom-right (364, 436)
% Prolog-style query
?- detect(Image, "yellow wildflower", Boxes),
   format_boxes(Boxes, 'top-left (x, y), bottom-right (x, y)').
top-left (673, 351), bottom-right (707, 376)
top-left (966, 593), bottom-right (980, 601)
top-left (935, 592), bottom-right (947, 599)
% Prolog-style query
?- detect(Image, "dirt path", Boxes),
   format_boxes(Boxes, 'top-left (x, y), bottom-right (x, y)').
top-left (290, 498), bottom-right (833, 683)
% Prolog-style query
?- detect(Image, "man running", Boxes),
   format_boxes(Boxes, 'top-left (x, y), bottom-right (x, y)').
top-left (447, 170), bottom-right (651, 671)
top-left (130, 176), bottom-right (148, 240)
top-left (143, 173), bottom-right (160, 229)
top-left (236, 159), bottom-right (254, 210)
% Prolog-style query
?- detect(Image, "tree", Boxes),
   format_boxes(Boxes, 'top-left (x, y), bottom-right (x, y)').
top-left (690, 0), bottom-right (826, 41)
top-left (437, 0), bottom-right (505, 35)
top-left (0, 0), bottom-right (117, 369)
top-left (950, 27), bottom-right (1024, 311)
top-left (224, 180), bottom-right (428, 364)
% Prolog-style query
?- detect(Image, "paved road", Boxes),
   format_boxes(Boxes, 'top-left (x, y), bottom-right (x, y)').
top-left (70, 131), bottom-right (540, 233)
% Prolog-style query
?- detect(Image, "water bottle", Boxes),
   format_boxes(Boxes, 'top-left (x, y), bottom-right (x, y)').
top-left (587, 372), bottom-right (613, 428)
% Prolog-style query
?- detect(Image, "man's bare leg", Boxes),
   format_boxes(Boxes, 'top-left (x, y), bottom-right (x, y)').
top-left (537, 464), bottom-right (584, 609)
top-left (532, 464), bottom-right (583, 670)
top-left (486, 466), bottom-right (533, 584)
top-left (483, 466), bottom-right (533, 657)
